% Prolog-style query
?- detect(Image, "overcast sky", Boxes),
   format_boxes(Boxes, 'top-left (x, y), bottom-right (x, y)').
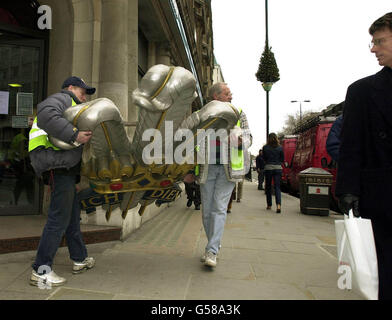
top-left (211, 0), bottom-right (391, 154)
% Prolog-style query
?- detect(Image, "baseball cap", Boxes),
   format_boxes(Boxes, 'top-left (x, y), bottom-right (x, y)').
top-left (62, 76), bottom-right (96, 95)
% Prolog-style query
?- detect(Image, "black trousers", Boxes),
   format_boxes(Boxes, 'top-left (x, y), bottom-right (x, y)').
top-left (185, 182), bottom-right (201, 205)
top-left (371, 216), bottom-right (392, 300)
top-left (258, 170), bottom-right (264, 188)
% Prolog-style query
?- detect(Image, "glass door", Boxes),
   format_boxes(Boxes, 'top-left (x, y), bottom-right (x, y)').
top-left (0, 34), bottom-right (45, 215)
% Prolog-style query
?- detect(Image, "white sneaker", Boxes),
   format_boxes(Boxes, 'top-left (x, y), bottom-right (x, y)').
top-left (201, 245), bottom-right (221, 262)
top-left (204, 251), bottom-right (217, 267)
top-left (30, 270), bottom-right (66, 287)
top-left (73, 257), bottom-right (95, 274)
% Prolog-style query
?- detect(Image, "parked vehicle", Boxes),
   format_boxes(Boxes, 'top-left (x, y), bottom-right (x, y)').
top-left (280, 135), bottom-right (297, 192)
top-left (287, 115), bottom-right (339, 209)
top-left (281, 102), bottom-right (344, 211)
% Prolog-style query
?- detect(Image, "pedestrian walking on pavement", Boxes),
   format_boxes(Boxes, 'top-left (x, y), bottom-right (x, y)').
top-left (28, 76), bottom-right (96, 287)
top-left (185, 181), bottom-right (201, 210)
top-left (197, 82), bottom-right (252, 268)
top-left (256, 149), bottom-right (265, 190)
top-left (235, 180), bottom-right (243, 202)
top-left (227, 181), bottom-right (243, 213)
top-left (227, 187), bottom-right (236, 214)
top-left (263, 133), bottom-right (284, 214)
top-left (336, 12), bottom-right (392, 300)
top-left (326, 115), bottom-right (343, 163)
top-left (184, 165), bottom-right (201, 210)
top-left (244, 155), bottom-right (253, 181)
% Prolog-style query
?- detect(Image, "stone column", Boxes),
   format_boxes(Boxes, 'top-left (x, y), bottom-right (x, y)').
top-left (41, 0), bottom-right (74, 95)
top-left (72, 0), bottom-right (95, 96)
top-left (91, 0), bottom-right (102, 95)
top-left (147, 41), bottom-right (156, 69)
top-left (156, 42), bottom-right (171, 66)
top-left (99, 0), bottom-right (128, 119)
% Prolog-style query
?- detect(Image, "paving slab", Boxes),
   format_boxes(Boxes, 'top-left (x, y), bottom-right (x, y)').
top-left (252, 261), bottom-right (342, 289)
top-left (4, 267), bottom-right (54, 298)
top-left (112, 293), bottom-right (156, 300)
top-left (218, 248), bottom-right (262, 263)
top-left (197, 260), bottom-right (256, 281)
top-left (256, 249), bottom-right (337, 269)
top-left (48, 287), bottom-right (115, 300)
top-left (307, 286), bottom-right (362, 300)
top-left (54, 251), bottom-right (198, 300)
top-left (280, 241), bottom-right (328, 256)
top-left (250, 232), bottom-right (321, 244)
top-left (0, 289), bottom-right (49, 300)
top-left (0, 263), bottom-right (31, 290)
top-left (185, 275), bottom-right (309, 300)
top-left (231, 237), bottom-right (288, 252)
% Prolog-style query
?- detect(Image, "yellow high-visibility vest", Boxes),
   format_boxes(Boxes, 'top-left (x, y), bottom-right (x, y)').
top-left (195, 164), bottom-right (200, 176)
top-left (230, 107), bottom-right (244, 171)
top-left (28, 98), bottom-right (77, 152)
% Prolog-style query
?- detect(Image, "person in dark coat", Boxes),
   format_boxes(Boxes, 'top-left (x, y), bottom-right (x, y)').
top-left (256, 149), bottom-right (265, 190)
top-left (326, 115), bottom-right (343, 162)
top-left (336, 12), bottom-right (392, 300)
top-left (185, 181), bottom-right (201, 210)
top-left (262, 133), bottom-right (284, 213)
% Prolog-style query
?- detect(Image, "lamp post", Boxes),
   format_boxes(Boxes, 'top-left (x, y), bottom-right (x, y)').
top-left (263, 83), bottom-right (273, 142)
top-left (264, 0), bottom-right (270, 141)
top-left (256, 0), bottom-right (279, 141)
top-left (265, 0), bottom-right (269, 48)
top-left (291, 100), bottom-right (311, 123)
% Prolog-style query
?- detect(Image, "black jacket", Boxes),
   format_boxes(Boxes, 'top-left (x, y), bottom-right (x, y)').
top-left (256, 154), bottom-right (265, 170)
top-left (29, 90), bottom-right (83, 177)
top-left (262, 145), bottom-right (284, 166)
top-left (326, 115), bottom-right (342, 162)
top-left (336, 67), bottom-right (392, 218)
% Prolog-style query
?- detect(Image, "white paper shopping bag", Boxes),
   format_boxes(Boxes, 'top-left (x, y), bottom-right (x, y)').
top-left (335, 210), bottom-right (378, 300)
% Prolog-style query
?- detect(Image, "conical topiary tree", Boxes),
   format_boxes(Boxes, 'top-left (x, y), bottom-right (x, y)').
top-left (255, 44), bottom-right (280, 91)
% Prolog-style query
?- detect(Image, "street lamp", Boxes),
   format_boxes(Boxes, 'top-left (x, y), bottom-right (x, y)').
top-left (256, 0), bottom-right (279, 141)
top-left (291, 100), bottom-right (311, 123)
top-left (264, 0), bottom-right (272, 141)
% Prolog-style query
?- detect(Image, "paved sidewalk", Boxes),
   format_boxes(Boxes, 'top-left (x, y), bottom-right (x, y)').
top-left (0, 181), bottom-right (362, 300)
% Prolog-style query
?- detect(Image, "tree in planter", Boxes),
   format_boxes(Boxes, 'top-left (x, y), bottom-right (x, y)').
top-left (256, 43), bottom-right (280, 140)
top-left (255, 44), bottom-right (280, 90)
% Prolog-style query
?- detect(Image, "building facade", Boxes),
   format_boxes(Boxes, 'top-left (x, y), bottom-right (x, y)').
top-left (0, 0), bottom-right (215, 238)
top-left (213, 58), bottom-right (225, 84)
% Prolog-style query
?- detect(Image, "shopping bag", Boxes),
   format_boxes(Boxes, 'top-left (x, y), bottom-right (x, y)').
top-left (335, 210), bottom-right (378, 300)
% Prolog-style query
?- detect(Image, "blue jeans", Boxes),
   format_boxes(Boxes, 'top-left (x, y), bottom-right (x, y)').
top-left (32, 174), bottom-right (87, 272)
top-left (265, 169), bottom-right (282, 206)
top-left (200, 165), bottom-right (235, 255)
